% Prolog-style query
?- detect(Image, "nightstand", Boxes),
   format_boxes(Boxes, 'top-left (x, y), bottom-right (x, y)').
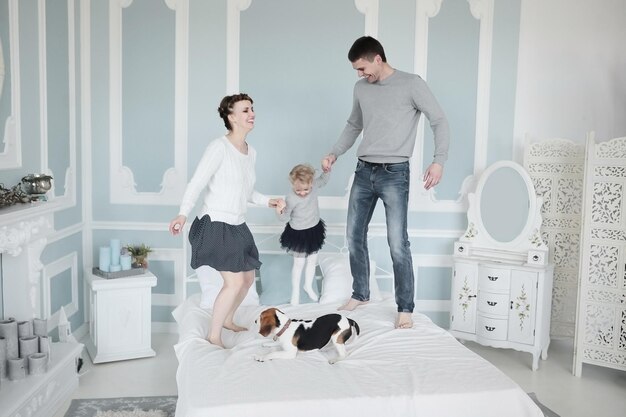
top-left (85, 270), bottom-right (157, 363)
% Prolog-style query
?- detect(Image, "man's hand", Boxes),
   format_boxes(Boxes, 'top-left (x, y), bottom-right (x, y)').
top-left (322, 154), bottom-right (337, 173)
top-left (423, 163), bottom-right (443, 190)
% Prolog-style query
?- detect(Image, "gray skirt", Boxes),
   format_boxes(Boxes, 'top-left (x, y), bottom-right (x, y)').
top-left (188, 215), bottom-right (261, 272)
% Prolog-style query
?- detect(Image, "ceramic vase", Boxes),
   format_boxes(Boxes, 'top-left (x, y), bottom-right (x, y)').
top-left (33, 318), bottom-right (48, 337)
top-left (0, 319), bottom-right (18, 359)
top-left (17, 320), bottom-right (33, 338)
top-left (8, 357), bottom-right (26, 380)
top-left (19, 336), bottom-right (39, 372)
top-left (0, 337), bottom-right (7, 380)
top-left (28, 353), bottom-right (48, 375)
top-left (39, 336), bottom-right (51, 363)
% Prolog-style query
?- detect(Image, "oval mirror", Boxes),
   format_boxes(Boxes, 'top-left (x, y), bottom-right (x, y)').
top-left (479, 165), bottom-right (531, 243)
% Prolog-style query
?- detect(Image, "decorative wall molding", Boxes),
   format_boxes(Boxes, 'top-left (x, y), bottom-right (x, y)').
top-left (109, 0), bottom-right (188, 205)
top-left (42, 251), bottom-right (79, 323)
top-left (92, 220), bottom-right (169, 231)
top-left (409, 0), bottom-right (493, 212)
top-left (0, 0), bottom-right (22, 169)
top-left (354, 0), bottom-right (379, 37)
top-left (36, 0), bottom-right (76, 208)
top-left (0, 215), bottom-right (53, 257)
top-left (0, 213), bottom-right (53, 319)
top-left (467, 0), bottom-right (494, 175)
top-left (80, 0), bottom-right (94, 275)
top-left (150, 247), bottom-right (184, 307)
top-left (226, 0), bottom-right (251, 94)
top-left (38, 0), bottom-right (47, 171)
top-left (251, 223), bottom-right (463, 240)
top-left (47, 223), bottom-right (83, 244)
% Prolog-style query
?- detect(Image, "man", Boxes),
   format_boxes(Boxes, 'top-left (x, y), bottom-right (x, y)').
top-left (322, 36), bottom-right (449, 329)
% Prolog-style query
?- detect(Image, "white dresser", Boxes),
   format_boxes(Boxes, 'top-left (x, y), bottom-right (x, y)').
top-left (450, 258), bottom-right (553, 370)
top-left (85, 270), bottom-right (157, 363)
top-left (0, 342), bottom-right (83, 417)
top-left (450, 160), bottom-right (554, 370)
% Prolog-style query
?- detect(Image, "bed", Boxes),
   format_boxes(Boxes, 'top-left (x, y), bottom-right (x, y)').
top-left (172, 285), bottom-right (545, 417)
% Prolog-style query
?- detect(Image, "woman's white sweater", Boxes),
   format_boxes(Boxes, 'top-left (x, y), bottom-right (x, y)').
top-left (178, 136), bottom-right (269, 225)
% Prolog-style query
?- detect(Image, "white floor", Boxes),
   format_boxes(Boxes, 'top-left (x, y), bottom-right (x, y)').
top-left (54, 333), bottom-right (626, 417)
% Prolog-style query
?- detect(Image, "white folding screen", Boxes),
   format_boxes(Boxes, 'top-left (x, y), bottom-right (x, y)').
top-left (524, 137), bottom-right (585, 338)
top-left (573, 133), bottom-right (626, 376)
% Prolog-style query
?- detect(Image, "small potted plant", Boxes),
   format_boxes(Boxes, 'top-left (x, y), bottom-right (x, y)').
top-left (125, 243), bottom-right (153, 268)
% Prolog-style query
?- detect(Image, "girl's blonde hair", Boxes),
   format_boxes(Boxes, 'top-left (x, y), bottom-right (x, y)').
top-left (289, 164), bottom-right (315, 184)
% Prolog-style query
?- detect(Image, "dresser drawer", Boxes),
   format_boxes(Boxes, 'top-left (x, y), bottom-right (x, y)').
top-left (478, 266), bottom-right (510, 292)
top-left (477, 314), bottom-right (508, 340)
top-left (478, 291), bottom-right (509, 316)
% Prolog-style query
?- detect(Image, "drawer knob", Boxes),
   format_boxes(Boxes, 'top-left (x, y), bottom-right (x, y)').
top-left (488, 275), bottom-right (498, 281)
top-left (485, 326), bottom-right (495, 332)
top-left (487, 301), bottom-right (497, 306)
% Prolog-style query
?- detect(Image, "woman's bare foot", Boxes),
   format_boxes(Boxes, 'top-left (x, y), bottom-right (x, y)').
top-left (338, 298), bottom-right (368, 311)
top-left (207, 335), bottom-right (225, 348)
top-left (223, 322), bottom-right (248, 332)
top-left (395, 312), bottom-right (413, 329)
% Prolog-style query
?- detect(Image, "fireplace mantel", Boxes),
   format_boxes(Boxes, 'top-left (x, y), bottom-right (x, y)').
top-left (0, 201), bottom-right (55, 320)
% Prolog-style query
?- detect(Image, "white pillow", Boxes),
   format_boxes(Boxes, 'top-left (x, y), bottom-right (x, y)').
top-left (195, 265), bottom-right (259, 309)
top-left (318, 253), bottom-right (381, 304)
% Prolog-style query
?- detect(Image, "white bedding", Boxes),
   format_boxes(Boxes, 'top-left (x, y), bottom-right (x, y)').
top-left (173, 295), bottom-right (544, 417)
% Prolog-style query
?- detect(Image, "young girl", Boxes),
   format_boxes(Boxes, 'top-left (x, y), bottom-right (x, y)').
top-left (169, 93), bottom-right (282, 348)
top-left (277, 164), bottom-right (330, 305)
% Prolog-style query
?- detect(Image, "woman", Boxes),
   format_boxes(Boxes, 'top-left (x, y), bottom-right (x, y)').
top-left (169, 93), bottom-right (282, 348)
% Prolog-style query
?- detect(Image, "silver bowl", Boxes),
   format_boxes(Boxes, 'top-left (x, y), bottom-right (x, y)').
top-left (21, 174), bottom-right (53, 195)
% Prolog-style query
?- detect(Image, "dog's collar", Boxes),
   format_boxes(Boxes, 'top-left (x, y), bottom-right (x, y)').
top-left (275, 319), bottom-right (292, 338)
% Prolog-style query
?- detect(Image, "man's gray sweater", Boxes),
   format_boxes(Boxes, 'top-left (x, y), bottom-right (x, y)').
top-left (331, 69), bottom-right (449, 166)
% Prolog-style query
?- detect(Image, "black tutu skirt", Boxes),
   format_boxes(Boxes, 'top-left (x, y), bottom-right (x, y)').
top-left (279, 219), bottom-right (326, 255)
top-left (188, 215), bottom-right (261, 272)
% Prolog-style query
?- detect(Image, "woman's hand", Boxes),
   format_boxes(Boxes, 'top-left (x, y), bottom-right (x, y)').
top-left (269, 198), bottom-right (286, 214)
top-left (169, 215), bottom-right (187, 236)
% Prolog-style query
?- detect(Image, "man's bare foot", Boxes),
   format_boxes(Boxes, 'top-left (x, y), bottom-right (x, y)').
top-left (338, 298), bottom-right (368, 311)
top-left (223, 322), bottom-right (248, 332)
top-left (207, 336), bottom-right (225, 348)
top-left (395, 312), bottom-right (413, 329)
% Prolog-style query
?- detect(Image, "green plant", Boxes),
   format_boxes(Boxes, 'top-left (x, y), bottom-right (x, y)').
top-left (125, 243), bottom-right (152, 257)
top-left (125, 244), bottom-right (153, 268)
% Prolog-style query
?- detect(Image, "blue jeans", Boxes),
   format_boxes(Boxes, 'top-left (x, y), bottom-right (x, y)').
top-left (347, 160), bottom-right (415, 313)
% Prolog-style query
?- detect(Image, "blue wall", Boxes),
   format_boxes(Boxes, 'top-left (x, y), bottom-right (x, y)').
top-left (0, 0), bottom-right (522, 331)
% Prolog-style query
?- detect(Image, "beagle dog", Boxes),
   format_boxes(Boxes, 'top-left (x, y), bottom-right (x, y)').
top-left (254, 307), bottom-right (360, 364)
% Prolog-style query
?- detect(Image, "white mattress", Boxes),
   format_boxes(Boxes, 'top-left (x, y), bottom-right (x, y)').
top-left (173, 295), bottom-right (544, 417)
